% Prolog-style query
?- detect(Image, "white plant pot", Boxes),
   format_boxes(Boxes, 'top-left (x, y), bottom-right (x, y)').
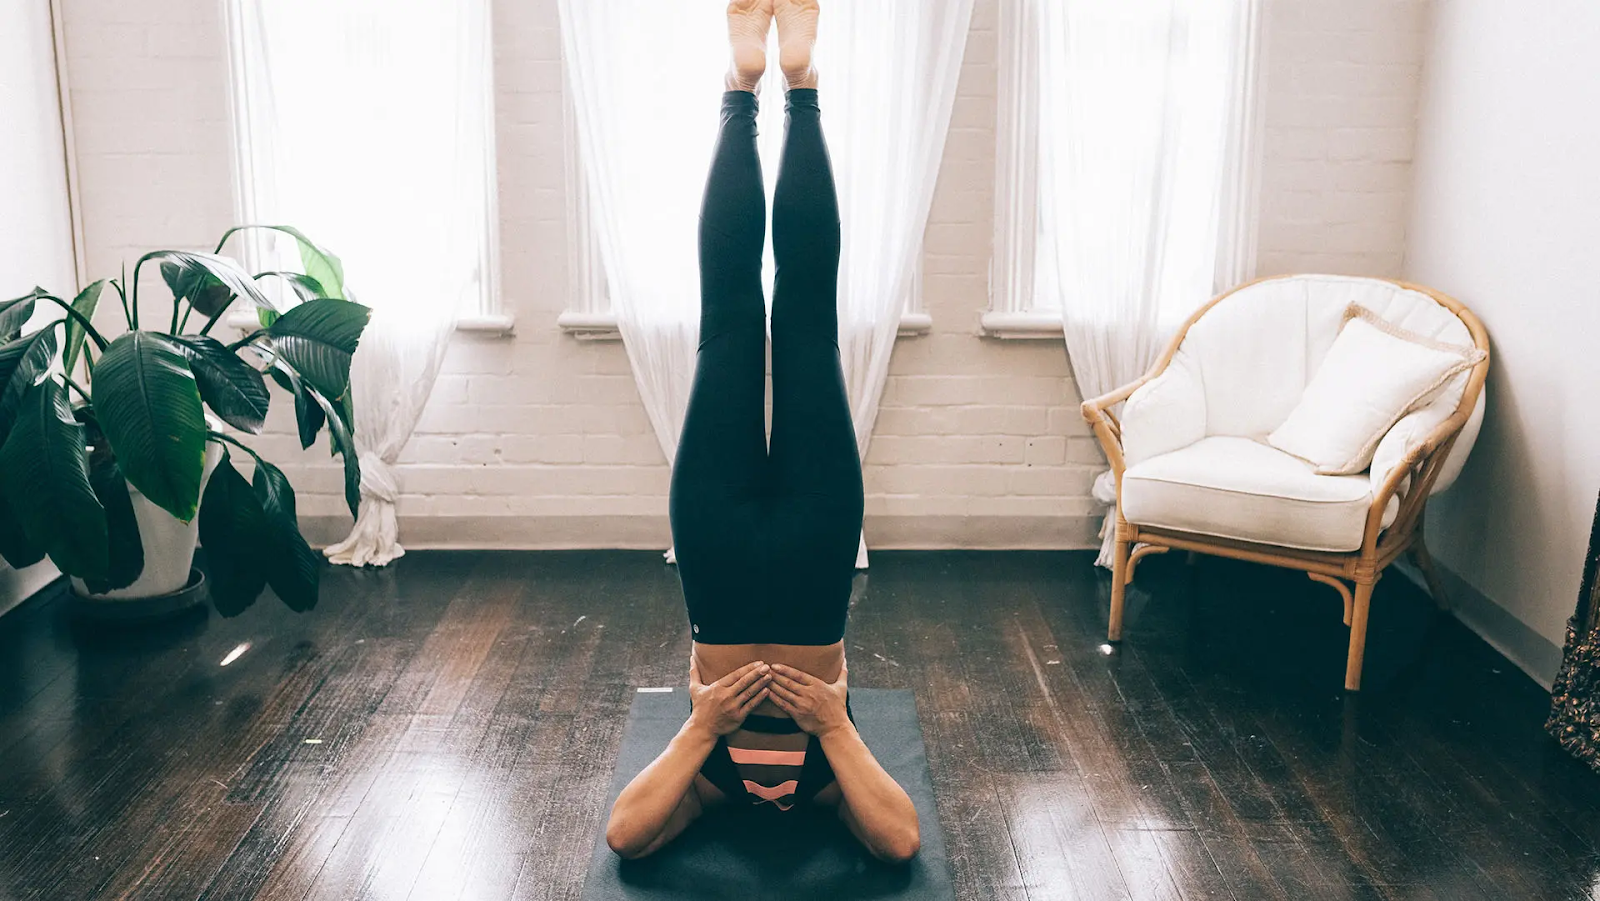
top-left (69, 439), bottom-right (225, 600)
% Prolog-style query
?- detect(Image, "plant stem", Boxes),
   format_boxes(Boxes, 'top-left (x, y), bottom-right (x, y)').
top-left (63, 376), bottom-right (92, 405)
top-left (128, 260), bottom-right (140, 330)
top-left (39, 295), bottom-right (111, 350)
top-left (207, 430), bottom-right (262, 464)
top-left (198, 297), bottom-right (239, 337)
top-left (214, 226), bottom-right (247, 256)
top-left (227, 328), bottom-right (266, 352)
top-left (112, 277), bottom-right (132, 330)
top-left (169, 295), bottom-right (182, 334)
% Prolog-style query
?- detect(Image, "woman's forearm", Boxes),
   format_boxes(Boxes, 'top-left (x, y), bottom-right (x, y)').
top-left (819, 723), bottom-right (921, 862)
top-left (606, 719), bottom-right (716, 857)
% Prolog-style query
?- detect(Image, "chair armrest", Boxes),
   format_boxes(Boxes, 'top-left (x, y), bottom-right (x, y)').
top-left (1119, 355), bottom-right (1206, 469)
top-left (1365, 406), bottom-right (1473, 545)
top-left (1080, 354), bottom-right (1207, 481)
top-left (1080, 383), bottom-right (1145, 479)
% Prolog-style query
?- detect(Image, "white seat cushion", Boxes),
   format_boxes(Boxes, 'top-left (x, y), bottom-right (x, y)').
top-left (1121, 436), bottom-right (1396, 553)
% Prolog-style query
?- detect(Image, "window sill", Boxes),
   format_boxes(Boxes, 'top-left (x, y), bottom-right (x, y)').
top-left (980, 311), bottom-right (1063, 340)
top-left (225, 310), bottom-right (517, 337)
top-left (558, 311), bottom-right (934, 341)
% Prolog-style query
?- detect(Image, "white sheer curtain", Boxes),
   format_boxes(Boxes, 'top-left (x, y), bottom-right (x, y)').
top-left (1033, 0), bottom-right (1260, 565)
top-left (229, 0), bottom-right (496, 566)
top-left (805, 0), bottom-right (976, 568)
top-left (558, 1), bottom-right (973, 568)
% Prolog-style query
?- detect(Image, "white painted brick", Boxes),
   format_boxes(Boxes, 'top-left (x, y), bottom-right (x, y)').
top-left (62, 0), bottom-right (1424, 548)
top-left (1024, 437), bottom-right (1067, 467)
top-left (1328, 127), bottom-right (1415, 162)
top-left (583, 435), bottom-right (667, 466)
top-left (1006, 467), bottom-right (1094, 498)
top-left (869, 465), bottom-right (1008, 497)
top-left (1067, 438), bottom-right (1106, 466)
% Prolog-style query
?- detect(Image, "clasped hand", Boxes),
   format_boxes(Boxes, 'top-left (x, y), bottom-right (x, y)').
top-left (687, 655), bottom-right (850, 739)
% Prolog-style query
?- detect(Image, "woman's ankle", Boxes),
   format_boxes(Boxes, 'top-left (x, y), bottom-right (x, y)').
top-left (784, 66), bottom-right (819, 91)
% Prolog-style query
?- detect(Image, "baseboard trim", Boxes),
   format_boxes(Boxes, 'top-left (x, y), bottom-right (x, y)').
top-left (297, 514), bottom-right (1103, 554)
top-left (1393, 559), bottom-right (1564, 690)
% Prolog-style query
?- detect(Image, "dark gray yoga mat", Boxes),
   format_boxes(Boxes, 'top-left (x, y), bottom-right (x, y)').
top-left (583, 687), bottom-right (954, 901)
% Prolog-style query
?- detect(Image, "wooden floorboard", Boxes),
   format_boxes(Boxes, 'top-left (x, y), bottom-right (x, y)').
top-left (0, 549), bottom-right (1597, 901)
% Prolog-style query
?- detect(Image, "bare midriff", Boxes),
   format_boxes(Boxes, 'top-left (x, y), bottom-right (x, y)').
top-left (693, 640), bottom-right (844, 718)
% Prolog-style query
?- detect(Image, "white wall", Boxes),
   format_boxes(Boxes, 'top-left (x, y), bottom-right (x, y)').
top-left (1405, 0), bottom-right (1600, 684)
top-left (57, 0), bottom-right (1431, 552)
top-left (0, 0), bottom-right (75, 615)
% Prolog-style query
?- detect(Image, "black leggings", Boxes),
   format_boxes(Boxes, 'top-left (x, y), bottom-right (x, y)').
top-left (668, 89), bottom-right (863, 647)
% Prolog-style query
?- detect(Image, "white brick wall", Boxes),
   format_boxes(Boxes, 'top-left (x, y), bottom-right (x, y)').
top-left (59, 0), bottom-right (1430, 550)
top-left (1255, 0), bottom-right (1430, 277)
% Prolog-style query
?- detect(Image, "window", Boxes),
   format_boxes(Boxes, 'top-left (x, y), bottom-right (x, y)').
top-left (225, 0), bottom-right (504, 331)
top-left (986, 0), bottom-right (1261, 339)
top-left (555, 27), bottom-right (931, 342)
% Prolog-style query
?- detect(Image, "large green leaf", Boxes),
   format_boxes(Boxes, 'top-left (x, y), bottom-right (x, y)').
top-left (92, 332), bottom-right (208, 522)
top-left (161, 263), bottom-right (234, 319)
top-left (252, 458), bottom-right (319, 612)
top-left (270, 363), bottom-right (324, 449)
top-left (168, 335), bottom-right (270, 434)
top-left (266, 298), bottom-right (370, 400)
top-left (255, 271), bottom-right (328, 304)
top-left (0, 379), bottom-right (108, 579)
top-left (217, 225), bottom-right (346, 300)
top-left (82, 439), bottom-right (145, 594)
top-left (0, 484), bottom-right (46, 570)
top-left (305, 386), bottom-right (362, 520)
top-left (62, 280), bottom-right (106, 377)
top-left (0, 329), bottom-right (60, 441)
top-left (0, 289), bottom-right (43, 344)
top-left (199, 448), bottom-right (268, 616)
top-left (266, 226), bottom-right (345, 301)
top-left (142, 250), bottom-right (281, 315)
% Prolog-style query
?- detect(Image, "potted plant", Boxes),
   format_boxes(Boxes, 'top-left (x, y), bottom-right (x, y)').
top-left (0, 225), bottom-right (371, 620)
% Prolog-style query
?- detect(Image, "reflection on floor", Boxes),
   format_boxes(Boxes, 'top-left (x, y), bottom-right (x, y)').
top-left (0, 550), bottom-right (1596, 900)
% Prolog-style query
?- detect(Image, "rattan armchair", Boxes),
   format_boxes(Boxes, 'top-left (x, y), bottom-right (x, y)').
top-left (1081, 276), bottom-right (1491, 691)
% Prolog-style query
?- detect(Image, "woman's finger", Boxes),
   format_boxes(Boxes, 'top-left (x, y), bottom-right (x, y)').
top-left (734, 673), bottom-right (771, 704)
top-left (738, 687), bottom-right (771, 715)
top-left (772, 664), bottom-right (813, 686)
top-left (729, 665), bottom-right (769, 696)
top-left (715, 660), bottom-right (765, 689)
top-left (771, 673), bottom-right (807, 693)
top-left (769, 682), bottom-right (803, 706)
top-left (767, 689), bottom-right (796, 715)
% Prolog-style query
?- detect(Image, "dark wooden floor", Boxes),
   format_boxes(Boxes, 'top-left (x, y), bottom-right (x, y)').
top-left (1, 550), bottom-right (1597, 901)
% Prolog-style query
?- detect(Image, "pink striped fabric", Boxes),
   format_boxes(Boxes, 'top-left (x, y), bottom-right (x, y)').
top-left (742, 779), bottom-right (800, 810)
top-left (727, 748), bottom-right (808, 766)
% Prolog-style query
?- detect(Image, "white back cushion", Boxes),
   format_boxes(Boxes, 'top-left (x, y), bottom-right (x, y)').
top-left (1178, 276), bottom-right (1478, 445)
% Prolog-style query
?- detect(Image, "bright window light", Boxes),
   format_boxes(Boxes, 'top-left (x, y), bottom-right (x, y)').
top-left (225, 0), bottom-right (499, 322)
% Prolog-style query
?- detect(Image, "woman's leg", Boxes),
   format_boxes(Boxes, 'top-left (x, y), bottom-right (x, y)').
top-left (767, 0), bottom-right (862, 644)
top-left (670, 89), bottom-right (768, 501)
top-left (767, 92), bottom-right (859, 498)
top-left (670, 6), bottom-right (774, 629)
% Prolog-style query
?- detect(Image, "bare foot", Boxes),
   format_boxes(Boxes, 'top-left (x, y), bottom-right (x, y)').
top-left (775, 0), bottom-right (819, 89)
top-left (726, 0), bottom-right (774, 93)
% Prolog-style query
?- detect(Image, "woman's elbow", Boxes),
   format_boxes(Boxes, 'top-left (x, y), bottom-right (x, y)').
top-left (875, 824), bottom-right (921, 865)
top-left (605, 815), bottom-right (654, 860)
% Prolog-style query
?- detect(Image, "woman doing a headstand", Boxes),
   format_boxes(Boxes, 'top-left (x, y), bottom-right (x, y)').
top-left (603, 0), bottom-right (920, 865)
